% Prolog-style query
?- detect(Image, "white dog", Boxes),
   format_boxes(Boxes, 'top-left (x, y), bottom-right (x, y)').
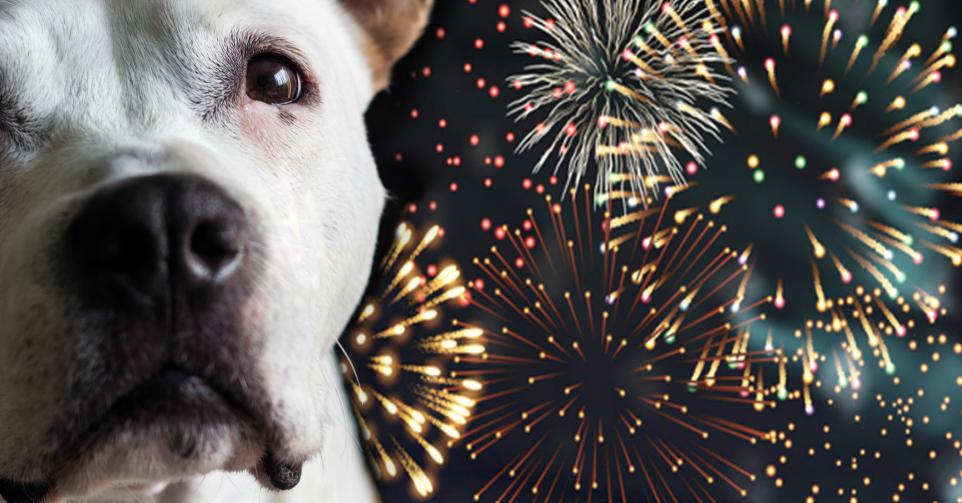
top-left (0, 0), bottom-right (432, 501)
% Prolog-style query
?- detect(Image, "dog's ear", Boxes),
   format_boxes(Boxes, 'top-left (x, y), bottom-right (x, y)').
top-left (339, 0), bottom-right (434, 91)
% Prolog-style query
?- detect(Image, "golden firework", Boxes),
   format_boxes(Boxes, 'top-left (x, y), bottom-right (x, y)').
top-left (340, 223), bottom-right (484, 498)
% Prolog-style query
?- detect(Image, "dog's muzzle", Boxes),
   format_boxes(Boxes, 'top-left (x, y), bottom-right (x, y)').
top-left (0, 175), bottom-right (303, 503)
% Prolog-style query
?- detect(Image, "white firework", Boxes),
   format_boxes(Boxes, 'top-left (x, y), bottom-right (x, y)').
top-left (510, 0), bottom-right (732, 200)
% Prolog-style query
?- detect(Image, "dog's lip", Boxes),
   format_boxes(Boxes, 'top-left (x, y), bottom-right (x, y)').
top-left (0, 365), bottom-right (267, 503)
top-left (112, 365), bottom-right (251, 420)
top-left (60, 364), bottom-right (263, 459)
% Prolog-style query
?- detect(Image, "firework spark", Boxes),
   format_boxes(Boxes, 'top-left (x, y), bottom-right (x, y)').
top-left (458, 186), bottom-right (783, 502)
top-left (759, 330), bottom-right (962, 501)
top-left (340, 223), bottom-right (484, 498)
top-left (509, 0), bottom-right (733, 200)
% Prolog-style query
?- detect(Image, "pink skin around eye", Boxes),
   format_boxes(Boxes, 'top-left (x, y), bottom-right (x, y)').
top-left (238, 98), bottom-right (311, 161)
top-left (237, 99), bottom-right (305, 179)
top-left (240, 100), bottom-right (283, 143)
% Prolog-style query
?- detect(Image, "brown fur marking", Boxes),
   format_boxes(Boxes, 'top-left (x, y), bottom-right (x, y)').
top-left (340, 0), bottom-right (434, 91)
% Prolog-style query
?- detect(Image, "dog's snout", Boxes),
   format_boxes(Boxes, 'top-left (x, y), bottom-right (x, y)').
top-left (67, 174), bottom-right (250, 305)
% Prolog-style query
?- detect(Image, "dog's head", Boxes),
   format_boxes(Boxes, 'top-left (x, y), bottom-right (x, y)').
top-left (0, 0), bottom-right (431, 501)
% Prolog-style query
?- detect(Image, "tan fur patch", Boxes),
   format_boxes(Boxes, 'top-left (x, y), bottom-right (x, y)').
top-left (341, 0), bottom-right (434, 90)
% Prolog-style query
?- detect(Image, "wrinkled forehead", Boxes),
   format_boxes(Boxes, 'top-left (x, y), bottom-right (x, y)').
top-left (0, 0), bottom-right (367, 133)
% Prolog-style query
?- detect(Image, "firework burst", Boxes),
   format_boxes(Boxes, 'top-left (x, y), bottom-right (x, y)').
top-left (509, 0), bottom-right (733, 200)
top-left (457, 186), bottom-right (784, 502)
top-left (684, 0), bottom-right (959, 310)
top-left (651, 0), bottom-right (958, 385)
top-left (340, 222), bottom-right (484, 498)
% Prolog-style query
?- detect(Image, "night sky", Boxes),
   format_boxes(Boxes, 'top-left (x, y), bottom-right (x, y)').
top-left (349, 1), bottom-right (962, 501)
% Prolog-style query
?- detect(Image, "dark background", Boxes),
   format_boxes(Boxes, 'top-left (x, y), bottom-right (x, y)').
top-left (358, 1), bottom-right (962, 501)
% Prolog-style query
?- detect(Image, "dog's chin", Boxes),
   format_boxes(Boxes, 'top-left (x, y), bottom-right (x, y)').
top-left (0, 370), bottom-right (291, 503)
top-left (49, 420), bottom-right (264, 502)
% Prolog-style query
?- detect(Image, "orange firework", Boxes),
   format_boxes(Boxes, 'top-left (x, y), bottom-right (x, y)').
top-left (458, 186), bottom-right (784, 502)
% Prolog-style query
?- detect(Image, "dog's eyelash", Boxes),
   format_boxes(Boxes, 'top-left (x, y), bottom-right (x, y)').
top-left (195, 32), bottom-right (317, 123)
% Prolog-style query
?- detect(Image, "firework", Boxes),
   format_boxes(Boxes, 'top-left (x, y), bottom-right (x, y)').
top-left (655, 0), bottom-right (958, 383)
top-left (509, 0), bottom-right (733, 200)
top-left (340, 222), bottom-right (484, 498)
top-left (458, 186), bottom-right (783, 502)
top-left (683, 0), bottom-right (959, 311)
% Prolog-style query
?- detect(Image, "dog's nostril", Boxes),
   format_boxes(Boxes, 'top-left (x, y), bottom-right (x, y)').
top-left (190, 221), bottom-right (238, 261)
top-left (188, 220), bottom-right (244, 282)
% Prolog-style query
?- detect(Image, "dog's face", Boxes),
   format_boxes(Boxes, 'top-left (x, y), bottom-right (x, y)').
top-left (0, 0), bottom-right (430, 501)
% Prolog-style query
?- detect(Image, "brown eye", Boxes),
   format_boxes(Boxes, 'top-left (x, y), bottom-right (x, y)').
top-left (245, 54), bottom-right (302, 105)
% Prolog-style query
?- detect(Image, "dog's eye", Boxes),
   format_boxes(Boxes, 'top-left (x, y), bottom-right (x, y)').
top-left (245, 54), bottom-right (302, 105)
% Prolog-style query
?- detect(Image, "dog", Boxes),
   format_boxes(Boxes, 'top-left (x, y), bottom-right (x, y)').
top-left (0, 0), bottom-right (433, 501)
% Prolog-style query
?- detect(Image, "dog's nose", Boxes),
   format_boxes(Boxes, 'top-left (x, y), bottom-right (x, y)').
top-left (66, 174), bottom-right (249, 304)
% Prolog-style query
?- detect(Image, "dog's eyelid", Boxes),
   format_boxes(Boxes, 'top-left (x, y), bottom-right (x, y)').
top-left (235, 31), bottom-right (316, 83)
top-left (248, 50), bottom-right (310, 84)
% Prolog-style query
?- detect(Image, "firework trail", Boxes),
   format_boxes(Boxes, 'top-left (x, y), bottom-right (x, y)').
top-left (509, 0), bottom-right (733, 201)
top-left (655, 0), bottom-right (957, 388)
top-left (340, 223), bottom-right (484, 498)
top-left (458, 186), bottom-right (783, 502)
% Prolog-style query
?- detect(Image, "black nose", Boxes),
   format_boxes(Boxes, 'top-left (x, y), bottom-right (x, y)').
top-left (66, 174), bottom-right (250, 306)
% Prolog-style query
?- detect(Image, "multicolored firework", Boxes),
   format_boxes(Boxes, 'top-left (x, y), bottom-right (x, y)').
top-left (653, 0), bottom-right (959, 385)
top-left (681, 0), bottom-right (959, 311)
top-left (509, 0), bottom-right (732, 200)
top-left (457, 186), bottom-right (784, 501)
top-left (340, 223), bottom-right (485, 498)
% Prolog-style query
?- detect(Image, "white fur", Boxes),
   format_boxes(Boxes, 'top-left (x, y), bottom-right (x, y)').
top-left (0, 0), bottom-right (395, 501)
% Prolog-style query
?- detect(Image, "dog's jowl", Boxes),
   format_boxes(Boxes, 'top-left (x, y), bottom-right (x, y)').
top-left (0, 1), bottom-right (432, 502)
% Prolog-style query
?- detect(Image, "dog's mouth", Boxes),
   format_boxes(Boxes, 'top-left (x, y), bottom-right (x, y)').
top-left (109, 366), bottom-right (246, 425)
top-left (0, 366), bottom-right (304, 503)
